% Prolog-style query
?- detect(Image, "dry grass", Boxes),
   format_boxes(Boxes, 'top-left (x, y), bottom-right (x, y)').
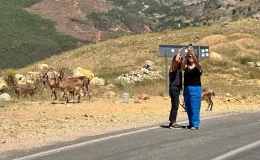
top-left (17, 18), bottom-right (260, 98)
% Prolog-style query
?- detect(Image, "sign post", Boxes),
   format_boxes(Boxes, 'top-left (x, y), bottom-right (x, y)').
top-left (159, 44), bottom-right (210, 92)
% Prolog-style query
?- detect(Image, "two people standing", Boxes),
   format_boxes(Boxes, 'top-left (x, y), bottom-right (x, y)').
top-left (169, 45), bottom-right (202, 130)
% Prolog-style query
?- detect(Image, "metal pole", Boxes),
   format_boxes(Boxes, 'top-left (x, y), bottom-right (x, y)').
top-left (165, 51), bottom-right (169, 92)
top-left (198, 46), bottom-right (201, 60)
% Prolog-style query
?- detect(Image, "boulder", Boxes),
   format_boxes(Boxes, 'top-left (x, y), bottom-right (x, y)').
top-left (0, 93), bottom-right (12, 101)
top-left (90, 77), bottom-right (105, 86)
top-left (0, 77), bottom-right (8, 92)
top-left (256, 61), bottom-right (260, 67)
top-left (73, 67), bottom-right (94, 80)
top-left (37, 64), bottom-right (49, 72)
top-left (143, 60), bottom-right (154, 70)
top-left (247, 62), bottom-right (255, 67)
top-left (14, 74), bottom-right (26, 84)
top-left (210, 52), bottom-right (222, 61)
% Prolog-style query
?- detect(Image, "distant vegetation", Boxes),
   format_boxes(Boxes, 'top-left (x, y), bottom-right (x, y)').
top-left (0, 0), bottom-right (259, 70)
top-left (88, 9), bottom-right (150, 33)
top-left (0, 0), bottom-right (80, 69)
top-left (90, 0), bottom-right (260, 32)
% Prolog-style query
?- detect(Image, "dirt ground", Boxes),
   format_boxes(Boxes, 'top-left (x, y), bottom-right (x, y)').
top-left (0, 96), bottom-right (259, 153)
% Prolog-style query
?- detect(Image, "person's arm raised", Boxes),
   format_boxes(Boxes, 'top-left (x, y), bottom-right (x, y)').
top-left (188, 47), bottom-right (202, 72)
top-left (170, 48), bottom-right (183, 72)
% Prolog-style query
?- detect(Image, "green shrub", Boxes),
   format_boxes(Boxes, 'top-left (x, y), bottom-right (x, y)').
top-left (239, 57), bottom-right (253, 65)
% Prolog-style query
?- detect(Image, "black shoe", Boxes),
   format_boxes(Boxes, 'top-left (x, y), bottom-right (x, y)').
top-left (169, 122), bottom-right (173, 129)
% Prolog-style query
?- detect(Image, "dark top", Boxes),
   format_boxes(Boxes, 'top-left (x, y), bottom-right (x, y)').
top-left (169, 68), bottom-right (182, 88)
top-left (184, 66), bottom-right (201, 86)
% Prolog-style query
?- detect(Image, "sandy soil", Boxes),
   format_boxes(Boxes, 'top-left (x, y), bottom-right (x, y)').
top-left (0, 96), bottom-right (259, 153)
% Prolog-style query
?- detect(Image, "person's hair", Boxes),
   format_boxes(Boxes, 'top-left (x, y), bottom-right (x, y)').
top-left (172, 55), bottom-right (182, 69)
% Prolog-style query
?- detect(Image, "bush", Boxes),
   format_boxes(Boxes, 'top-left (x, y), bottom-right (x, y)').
top-left (239, 57), bottom-right (253, 65)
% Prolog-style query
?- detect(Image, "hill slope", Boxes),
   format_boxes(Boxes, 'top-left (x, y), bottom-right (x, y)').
top-left (1, 0), bottom-right (259, 69)
top-left (26, 0), bottom-right (260, 42)
top-left (0, 0), bottom-right (81, 69)
top-left (19, 18), bottom-right (260, 96)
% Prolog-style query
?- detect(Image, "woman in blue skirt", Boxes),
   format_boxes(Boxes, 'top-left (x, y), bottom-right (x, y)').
top-left (181, 45), bottom-right (202, 130)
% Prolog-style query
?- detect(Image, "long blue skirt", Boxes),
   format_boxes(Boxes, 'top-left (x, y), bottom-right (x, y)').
top-left (183, 86), bottom-right (202, 127)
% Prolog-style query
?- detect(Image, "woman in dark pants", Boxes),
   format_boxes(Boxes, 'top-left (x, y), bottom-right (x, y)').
top-left (168, 48), bottom-right (183, 129)
top-left (181, 46), bottom-right (202, 130)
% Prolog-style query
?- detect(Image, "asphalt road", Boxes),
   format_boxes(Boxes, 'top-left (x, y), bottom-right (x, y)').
top-left (3, 112), bottom-right (260, 160)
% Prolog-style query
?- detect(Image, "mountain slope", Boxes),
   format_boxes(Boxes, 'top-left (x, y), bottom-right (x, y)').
top-left (25, 0), bottom-right (260, 42)
top-left (0, 0), bottom-right (79, 69)
top-left (19, 18), bottom-right (260, 78)
top-left (17, 18), bottom-right (260, 97)
top-left (1, 0), bottom-right (259, 69)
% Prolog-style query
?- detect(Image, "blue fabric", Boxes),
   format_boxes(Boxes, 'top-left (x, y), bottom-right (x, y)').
top-left (183, 86), bottom-right (202, 127)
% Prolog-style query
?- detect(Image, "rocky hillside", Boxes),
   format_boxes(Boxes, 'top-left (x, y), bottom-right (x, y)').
top-left (0, 0), bottom-right (259, 69)
top-left (25, 0), bottom-right (260, 42)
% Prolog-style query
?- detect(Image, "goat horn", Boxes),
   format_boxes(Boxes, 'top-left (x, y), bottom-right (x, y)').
top-left (45, 68), bottom-right (53, 73)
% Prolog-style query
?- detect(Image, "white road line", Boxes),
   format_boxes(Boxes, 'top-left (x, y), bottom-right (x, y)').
top-left (212, 140), bottom-right (260, 160)
top-left (13, 120), bottom-right (187, 160)
top-left (13, 116), bottom-right (224, 160)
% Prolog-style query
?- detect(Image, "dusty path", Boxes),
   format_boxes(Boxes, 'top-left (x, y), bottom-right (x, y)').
top-left (0, 96), bottom-right (259, 153)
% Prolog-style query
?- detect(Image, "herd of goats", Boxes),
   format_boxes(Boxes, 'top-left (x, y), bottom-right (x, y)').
top-left (0, 67), bottom-right (92, 104)
top-left (0, 67), bottom-right (215, 111)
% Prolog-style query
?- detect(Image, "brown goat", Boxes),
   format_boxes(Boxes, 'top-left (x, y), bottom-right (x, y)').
top-left (70, 76), bottom-right (91, 100)
top-left (59, 68), bottom-right (91, 100)
top-left (202, 88), bottom-right (215, 111)
top-left (180, 88), bottom-right (215, 111)
top-left (42, 68), bottom-right (59, 100)
top-left (15, 83), bottom-right (36, 98)
top-left (57, 68), bottom-right (84, 103)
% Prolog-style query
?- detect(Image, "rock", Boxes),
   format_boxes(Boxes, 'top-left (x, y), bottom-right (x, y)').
top-left (37, 64), bottom-right (49, 72)
top-left (73, 67), bottom-right (94, 80)
top-left (90, 77), bottom-right (105, 86)
top-left (134, 97), bottom-right (140, 103)
top-left (0, 93), bottom-right (12, 101)
top-left (210, 52), bottom-right (222, 61)
top-left (138, 94), bottom-right (149, 100)
top-left (256, 61), bottom-right (260, 67)
top-left (0, 77), bottom-right (8, 92)
top-left (0, 139), bottom-right (6, 144)
top-left (247, 62), bottom-right (255, 67)
top-left (225, 98), bottom-right (231, 102)
top-left (143, 60), bottom-right (154, 70)
top-left (225, 93), bottom-right (232, 97)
